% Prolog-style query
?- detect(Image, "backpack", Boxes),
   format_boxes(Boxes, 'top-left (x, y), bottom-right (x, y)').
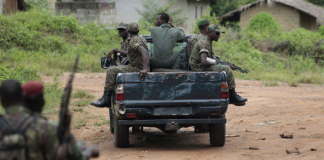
top-left (0, 115), bottom-right (34, 160)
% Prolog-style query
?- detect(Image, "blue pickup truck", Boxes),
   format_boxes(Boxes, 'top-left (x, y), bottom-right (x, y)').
top-left (104, 36), bottom-right (229, 148)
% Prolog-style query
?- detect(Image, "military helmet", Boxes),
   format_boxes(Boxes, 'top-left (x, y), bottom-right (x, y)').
top-left (207, 24), bottom-right (225, 33)
top-left (116, 22), bottom-right (128, 30)
top-left (196, 19), bottom-right (210, 27)
top-left (128, 22), bottom-right (139, 32)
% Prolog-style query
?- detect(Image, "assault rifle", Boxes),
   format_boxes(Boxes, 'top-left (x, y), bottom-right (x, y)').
top-left (217, 60), bottom-right (248, 74)
top-left (57, 55), bottom-right (99, 159)
top-left (57, 55), bottom-right (79, 153)
top-left (207, 56), bottom-right (248, 74)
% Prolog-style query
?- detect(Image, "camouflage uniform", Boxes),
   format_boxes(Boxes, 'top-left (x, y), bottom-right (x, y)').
top-left (187, 32), bottom-right (208, 57)
top-left (120, 36), bottom-right (129, 52)
top-left (189, 38), bottom-right (236, 89)
top-left (0, 106), bottom-right (85, 160)
top-left (0, 106), bottom-right (59, 160)
top-left (105, 24), bottom-right (148, 91)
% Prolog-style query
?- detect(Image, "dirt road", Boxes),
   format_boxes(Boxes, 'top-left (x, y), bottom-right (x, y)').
top-left (45, 73), bottom-right (324, 160)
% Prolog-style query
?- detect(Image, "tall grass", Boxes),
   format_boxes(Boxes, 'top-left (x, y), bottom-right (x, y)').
top-left (0, 10), bottom-right (120, 76)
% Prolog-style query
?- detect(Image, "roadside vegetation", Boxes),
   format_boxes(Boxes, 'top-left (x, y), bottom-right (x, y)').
top-left (214, 12), bottom-right (324, 86)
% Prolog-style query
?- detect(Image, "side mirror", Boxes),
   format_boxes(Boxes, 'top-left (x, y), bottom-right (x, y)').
top-left (101, 57), bottom-right (111, 69)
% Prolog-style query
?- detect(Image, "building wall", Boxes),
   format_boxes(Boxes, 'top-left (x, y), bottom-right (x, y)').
top-left (240, 3), bottom-right (301, 31)
top-left (56, 2), bottom-right (116, 26)
top-left (300, 11), bottom-right (317, 31)
top-left (0, 0), bottom-right (3, 15)
top-left (168, 0), bottom-right (210, 32)
top-left (47, 0), bottom-right (56, 12)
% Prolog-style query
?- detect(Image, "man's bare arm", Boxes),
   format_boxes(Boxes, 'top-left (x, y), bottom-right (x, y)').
top-left (138, 46), bottom-right (149, 79)
top-left (200, 52), bottom-right (216, 67)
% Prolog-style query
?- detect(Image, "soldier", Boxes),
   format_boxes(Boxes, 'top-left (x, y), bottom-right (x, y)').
top-left (0, 80), bottom-right (59, 160)
top-left (187, 19), bottom-right (210, 57)
top-left (150, 13), bottom-right (187, 69)
top-left (189, 25), bottom-right (247, 106)
top-left (21, 81), bottom-right (99, 160)
top-left (91, 22), bottom-right (149, 108)
top-left (90, 22), bottom-right (130, 107)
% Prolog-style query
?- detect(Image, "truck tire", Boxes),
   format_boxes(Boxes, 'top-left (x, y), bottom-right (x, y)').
top-left (209, 123), bottom-right (225, 147)
top-left (114, 115), bottom-right (129, 147)
top-left (109, 108), bottom-right (114, 134)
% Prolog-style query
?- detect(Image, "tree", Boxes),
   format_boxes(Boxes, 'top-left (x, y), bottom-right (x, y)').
top-left (210, 0), bottom-right (257, 16)
top-left (135, 0), bottom-right (187, 31)
top-left (307, 0), bottom-right (324, 7)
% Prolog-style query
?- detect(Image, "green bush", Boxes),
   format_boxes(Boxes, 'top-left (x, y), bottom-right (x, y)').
top-left (319, 25), bottom-right (324, 36)
top-left (246, 12), bottom-right (282, 40)
top-left (280, 28), bottom-right (323, 57)
top-left (0, 10), bottom-right (120, 75)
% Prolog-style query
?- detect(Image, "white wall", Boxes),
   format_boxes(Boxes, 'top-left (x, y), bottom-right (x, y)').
top-left (99, 0), bottom-right (143, 24)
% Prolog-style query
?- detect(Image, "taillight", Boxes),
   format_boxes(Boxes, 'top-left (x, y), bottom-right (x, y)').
top-left (116, 84), bottom-right (124, 100)
top-left (220, 82), bottom-right (229, 99)
top-left (127, 113), bottom-right (136, 119)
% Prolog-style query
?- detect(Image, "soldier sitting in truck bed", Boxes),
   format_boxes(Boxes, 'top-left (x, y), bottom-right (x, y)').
top-left (189, 24), bottom-right (248, 106)
top-left (150, 13), bottom-right (187, 69)
top-left (91, 22), bottom-right (150, 108)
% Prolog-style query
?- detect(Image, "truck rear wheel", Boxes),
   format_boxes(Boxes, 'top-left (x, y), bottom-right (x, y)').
top-left (109, 108), bottom-right (114, 134)
top-left (209, 123), bottom-right (225, 147)
top-left (113, 115), bottom-right (129, 147)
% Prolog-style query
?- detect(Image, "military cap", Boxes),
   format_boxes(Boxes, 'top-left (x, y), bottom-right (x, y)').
top-left (128, 22), bottom-right (139, 32)
top-left (116, 22), bottom-right (128, 30)
top-left (22, 81), bottom-right (44, 96)
top-left (196, 19), bottom-right (210, 27)
top-left (207, 24), bottom-right (225, 33)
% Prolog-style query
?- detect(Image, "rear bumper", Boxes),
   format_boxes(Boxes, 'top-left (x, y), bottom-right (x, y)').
top-left (118, 104), bottom-right (228, 117)
top-left (118, 118), bottom-right (226, 125)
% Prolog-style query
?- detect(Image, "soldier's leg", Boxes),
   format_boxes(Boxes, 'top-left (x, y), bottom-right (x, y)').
top-left (209, 65), bottom-right (236, 89)
top-left (172, 50), bottom-right (180, 69)
top-left (209, 65), bottom-right (247, 106)
top-left (91, 66), bottom-right (138, 108)
top-left (105, 65), bottom-right (141, 90)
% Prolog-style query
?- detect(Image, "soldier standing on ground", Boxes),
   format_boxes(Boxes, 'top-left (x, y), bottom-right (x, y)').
top-left (0, 80), bottom-right (59, 160)
top-left (189, 25), bottom-right (248, 106)
top-left (91, 22), bottom-right (130, 107)
top-left (150, 13), bottom-right (187, 69)
top-left (22, 81), bottom-right (99, 159)
top-left (91, 22), bottom-right (150, 108)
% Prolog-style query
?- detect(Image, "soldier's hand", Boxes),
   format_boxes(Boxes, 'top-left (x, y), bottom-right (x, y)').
top-left (107, 48), bottom-right (117, 59)
top-left (139, 69), bottom-right (147, 80)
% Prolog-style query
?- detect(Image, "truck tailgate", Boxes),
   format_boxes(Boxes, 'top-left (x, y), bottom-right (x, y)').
top-left (116, 72), bottom-right (227, 106)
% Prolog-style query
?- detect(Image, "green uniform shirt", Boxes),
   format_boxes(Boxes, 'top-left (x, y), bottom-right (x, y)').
top-left (150, 23), bottom-right (186, 66)
top-left (189, 37), bottom-right (213, 71)
top-left (127, 35), bottom-right (148, 69)
top-left (120, 36), bottom-right (130, 52)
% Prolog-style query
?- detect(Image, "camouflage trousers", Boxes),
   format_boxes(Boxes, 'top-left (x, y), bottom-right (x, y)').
top-left (105, 65), bottom-right (142, 91)
top-left (204, 65), bottom-right (236, 89)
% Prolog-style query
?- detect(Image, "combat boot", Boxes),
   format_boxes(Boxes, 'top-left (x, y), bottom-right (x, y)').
top-left (90, 90), bottom-right (112, 108)
top-left (229, 88), bottom-right (247, 106)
